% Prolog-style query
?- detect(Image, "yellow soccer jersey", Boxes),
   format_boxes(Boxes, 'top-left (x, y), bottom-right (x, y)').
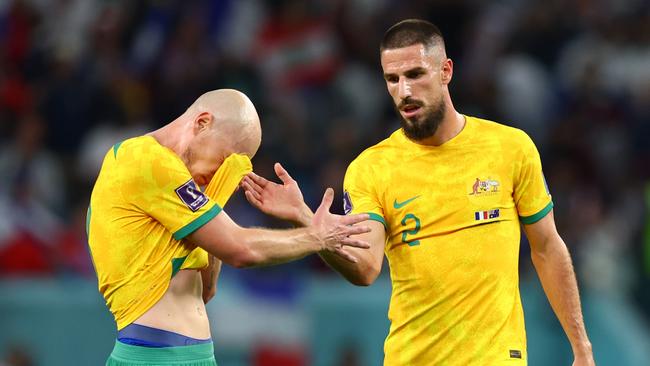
top-left (87, 136), bottom-right (251, 330)
top-left (343, 116), bottom-right (552, 366)
top-left (181, 153), bottom-right (253, 270)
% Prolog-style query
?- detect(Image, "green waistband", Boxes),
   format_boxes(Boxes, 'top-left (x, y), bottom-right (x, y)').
top-left (110, 340), bottom-right (215, 363)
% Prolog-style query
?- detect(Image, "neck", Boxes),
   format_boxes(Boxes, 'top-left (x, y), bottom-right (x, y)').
top-left (148, 118), bottom-right (189, 157)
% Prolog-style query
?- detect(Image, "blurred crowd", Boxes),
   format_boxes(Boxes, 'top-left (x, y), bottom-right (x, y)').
top-left (0, 0), bottom-right (649, 339)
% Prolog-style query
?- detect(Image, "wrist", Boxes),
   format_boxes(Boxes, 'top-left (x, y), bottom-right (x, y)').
top-left (293, 204), bottom-right (314, 227)
top-left (572, 340), bottom-right (593, 357)
top-left (305, 225), bottom-right (324, 252)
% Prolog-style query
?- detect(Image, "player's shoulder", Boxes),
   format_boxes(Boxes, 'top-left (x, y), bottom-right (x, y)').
top-left (102, 135), bottom-right (178, 180)
top-left (113, 135), bottom-right (185, 170)
top-left (468, 115), bottom-right (535, 147)
top-left (348, 129), bottom-right (404, 168)
top-left (113, 135), bottom-right (167, 159)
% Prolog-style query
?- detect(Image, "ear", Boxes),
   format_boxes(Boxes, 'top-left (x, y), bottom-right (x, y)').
top-left (441, 58), bottom-right (453, 85)
top-left (194, 112), bottom-right (213, 134)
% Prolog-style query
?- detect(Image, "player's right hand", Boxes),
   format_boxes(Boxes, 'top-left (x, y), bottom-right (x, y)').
top-left (241, 162), bottom-right (312, 226)
top-left (310, 187), bottom-right (371, 263)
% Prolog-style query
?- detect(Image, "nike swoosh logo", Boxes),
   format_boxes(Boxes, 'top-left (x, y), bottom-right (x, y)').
top-left (393, 195), bottom-right (420, 209)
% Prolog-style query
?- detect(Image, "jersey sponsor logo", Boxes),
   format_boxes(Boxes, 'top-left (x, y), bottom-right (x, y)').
top-left (393, 195), bottom-right (420, 209)
top-left (469, 177), bottom-right (500, 196)
top-left (343, 190), bottom-right (353, 214)
top-left (175, 179), bottom-right (209, 212)
top-left (475, 209), bottom-right (500, 221)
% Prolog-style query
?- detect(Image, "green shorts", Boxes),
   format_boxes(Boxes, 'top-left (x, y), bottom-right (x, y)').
top-left (106, 340), bottom-right (217, 366)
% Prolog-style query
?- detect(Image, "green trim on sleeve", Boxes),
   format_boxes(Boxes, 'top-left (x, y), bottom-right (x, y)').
top-left (367, 212), bottom-right (388, 230)
top-left (113, 141), bottom-right (123, 158)
top-left (173, 204), bottom-right (222, 241)
top-left (171, 256), bottom-right (188, 278)
top-left (86, 205), bottom-right (91, 236)
top-left (520, 201), bottom-right (554, 225)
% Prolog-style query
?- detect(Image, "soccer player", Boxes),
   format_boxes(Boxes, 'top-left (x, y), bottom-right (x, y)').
top-left (241, 20), bottom-right (595, 365)
top-left (87, 89), bottom-right (371, 366)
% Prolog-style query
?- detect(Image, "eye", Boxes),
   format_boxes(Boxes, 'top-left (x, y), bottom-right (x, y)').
top-left (384, 75), bottom-right (398, 83)
top-left (405, 70), bottom-right (424, 79)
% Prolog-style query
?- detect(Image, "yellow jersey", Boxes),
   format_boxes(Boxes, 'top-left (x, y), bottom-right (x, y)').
top-left (87, 136), bottom-right (251, 330)
top-left (343, 116), bottom-right (552, 365)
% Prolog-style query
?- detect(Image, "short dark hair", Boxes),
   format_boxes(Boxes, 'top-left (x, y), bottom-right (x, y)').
top-left (380, 19), bottom-right (445, 53)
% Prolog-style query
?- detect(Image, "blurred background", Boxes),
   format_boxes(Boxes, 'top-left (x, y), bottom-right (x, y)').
top-left (0, 0), bottom-right (649, 365)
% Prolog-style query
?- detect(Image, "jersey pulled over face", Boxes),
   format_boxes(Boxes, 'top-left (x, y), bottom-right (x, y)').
top-left (343, 116), bottom-right (552, 366)
top-left (87, 136), bottom-right (251, 330)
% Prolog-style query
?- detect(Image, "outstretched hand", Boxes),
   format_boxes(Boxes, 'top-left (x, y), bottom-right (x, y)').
top-left (241, 163), bottom-right (312, 226)
top-left (311, 188), bottom-right (371, 263)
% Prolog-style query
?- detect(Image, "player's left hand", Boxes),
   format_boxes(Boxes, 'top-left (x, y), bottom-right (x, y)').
top-left (200, 255), bottom-right (221, 304)
top-left (241, 162), bottom-right (313, 226)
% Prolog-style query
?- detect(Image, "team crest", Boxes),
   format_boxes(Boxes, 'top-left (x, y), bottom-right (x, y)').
top-left (469, 177), bottom-right (500, 196)
top-left (175, 179), bottom-right (209, 212)
top-left (343, 191), bottom-right (353, 215)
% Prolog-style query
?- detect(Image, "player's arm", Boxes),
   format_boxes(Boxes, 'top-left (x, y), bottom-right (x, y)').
top-left (200, 255), bottom-right (221, 304)
top-left (524, 211), bottom-right (595, 366)
top-left (318, 221), bottom-right (385, 286)
top-left (187, 188), bottom-right (371, 268)
top-left (241, 163), bottom-right (386, 285)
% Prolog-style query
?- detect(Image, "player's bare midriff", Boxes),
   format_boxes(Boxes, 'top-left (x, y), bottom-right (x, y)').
top-left (131, 269), bottom-right (211, 339)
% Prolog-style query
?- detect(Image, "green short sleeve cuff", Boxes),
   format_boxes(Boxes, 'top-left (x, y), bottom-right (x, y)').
top-left (113, 141), bottom-right (123, 158)
top-left (520, 201), bottom-right (554, 225)
top-left (367, 212), bottom-right (388, 230)
top-left (173, 204), bottom-right (222, 240)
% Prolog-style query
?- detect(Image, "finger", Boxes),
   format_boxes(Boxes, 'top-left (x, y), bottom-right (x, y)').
top-left (242, 174), bottom-right (261, 190)
top-left (247, 172), bottom-right (269, 188)
top-left (316, 187), bottom-right (334, 214)
top-left (341, 238), bottom-right (371, 249)
top-left (274, 162), bottom-right (295, 184)
top-left (341, 213), bottom-right (370, 225)
top-left (242, 176), bottom-right (264, 196)
top-left (241, 176), bottom-right (252, 189)
top-left (334, 247), bottom-right (358, 263)
top-left (240, 179), bottom-right (261, 198)
top-left (244, 190), bottom-right (263, 209)
top-left (343, 224), bottom-right (372, 236)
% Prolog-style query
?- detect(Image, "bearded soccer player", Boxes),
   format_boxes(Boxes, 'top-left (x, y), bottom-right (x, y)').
top-left (241, 20), bottom-right (595, 365)
top-left (87, 89), bottom-right (371, 366)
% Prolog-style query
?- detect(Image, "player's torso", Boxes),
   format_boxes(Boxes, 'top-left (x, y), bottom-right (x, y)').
top-left (88, 137), bottom-right (205, 328)
top-left (371, 122), bottom-right (527, 365)
top-left (377, 128), bottom-right (519, 271)
top-left (89, 138), bottom-right (196, 277)
top-left (134, 268), bottom-right (211, 339)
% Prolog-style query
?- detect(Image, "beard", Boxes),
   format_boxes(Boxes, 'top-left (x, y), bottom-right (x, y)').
top-left (396, 97), bottom-right (446, 141)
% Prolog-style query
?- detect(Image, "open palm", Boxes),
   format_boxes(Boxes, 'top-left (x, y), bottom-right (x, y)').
top-left (241, 163), bottom-right (311, 224)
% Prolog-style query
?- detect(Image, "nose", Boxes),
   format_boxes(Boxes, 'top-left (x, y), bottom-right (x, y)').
top-left (397, 77), bottom-right (411, 100)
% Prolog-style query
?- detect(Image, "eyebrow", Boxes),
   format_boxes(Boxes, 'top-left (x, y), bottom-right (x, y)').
top-left (384, 66), bottom-right (427, 79)
top-left (405, 67), bottom-right (427, 74)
